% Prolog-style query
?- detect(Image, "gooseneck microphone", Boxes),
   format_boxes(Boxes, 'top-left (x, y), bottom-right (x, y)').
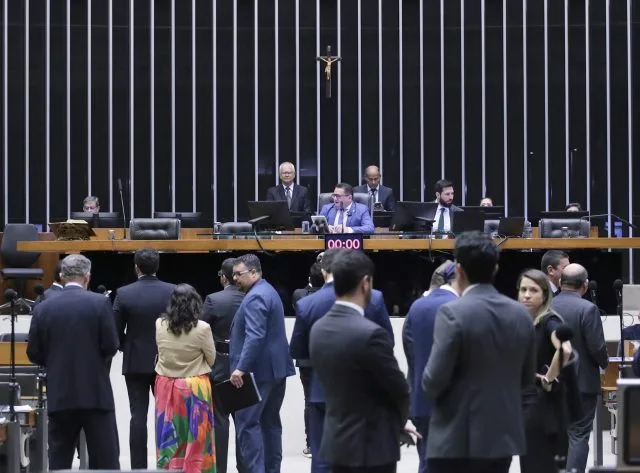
top-left (4, 289), bottom-right (17, 303)
top-left (34, 284), bottom-right (45, 297)
top-left (96, 285), bottom-right (106, 294)
top-left (555, 324), bottom-right (574, 343)
top-left (118, 178), bottom-right (128, 239)
top-left (614, 279), bottom-right (625, 365)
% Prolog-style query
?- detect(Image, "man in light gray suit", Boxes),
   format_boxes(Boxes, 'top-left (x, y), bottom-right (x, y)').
top-left (552, 263), bottom-right (608, 473)
top-left (422, 231), bottom-right (536, 473)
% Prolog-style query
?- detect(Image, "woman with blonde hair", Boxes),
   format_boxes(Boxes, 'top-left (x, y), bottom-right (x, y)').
top-left (517, 269), bottom-right (573, 473)
top-left (155, 284), bottom-right (217, 473)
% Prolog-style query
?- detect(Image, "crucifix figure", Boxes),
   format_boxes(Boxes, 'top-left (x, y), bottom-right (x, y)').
top-left (317, 45), bottom-right (341, 99)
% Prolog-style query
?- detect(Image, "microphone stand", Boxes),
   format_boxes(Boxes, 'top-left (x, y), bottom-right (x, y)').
top-left (616, 287), bottom-right (625, 371)
top-left (118, 179), bottom-right (128, 239)
top-left (4, 290), bottom-right (22, 473)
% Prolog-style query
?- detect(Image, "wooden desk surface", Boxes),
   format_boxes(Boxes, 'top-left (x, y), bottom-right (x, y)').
top-left (16, 236), bottom-right (640, 253)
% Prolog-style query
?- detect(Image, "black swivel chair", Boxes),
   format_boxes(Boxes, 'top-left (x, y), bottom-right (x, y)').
top-left (0, 224), bottom-right (44, 313)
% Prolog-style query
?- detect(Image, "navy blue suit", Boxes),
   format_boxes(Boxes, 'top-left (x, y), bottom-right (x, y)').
top-left (403, 288), bottom-right (458, 473)
top-left (353, 184), bottom-right (397, 211)
top-left (319, 202), bottom-right (375, 234)
top-left (27, 285), bottom-right (120, 470)
top-left (289, 281), bottom-right (394, 473)
top-left (230, 279), bottom-right (295, 473)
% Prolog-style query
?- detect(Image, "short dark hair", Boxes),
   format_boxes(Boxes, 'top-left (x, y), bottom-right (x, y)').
top-left (332, 250), bottom-right (375, 297)
top-left (435, 179), bottom-right (453, 194)
top-left (54, 260), bottom-right (62, 283)
top-left (218, 258), bottom-right (235, 280)
top-left (540, 250), bottom-right (569, 274)
top-left (234, 253), bottom-right (262, 274)
top-left (454, 231), bottom-right (499, 284)
top-left (335, 183), bottom-right (353, 196)
top-left (134, 248), bottom-right (160, 275)
top-left (320, 249), bottom-right (343, 273)
top-left (566, 202), bottom-right (582, 211)
top-left (561, 266), bottom-right (588, 289)
top-left (309, 263), bottom-right (324, 288)
top-left (161, 284), bottom-right (203, 335)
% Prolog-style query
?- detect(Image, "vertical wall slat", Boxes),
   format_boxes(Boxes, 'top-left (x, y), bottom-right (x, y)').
top-left (129, 0), bottom-right (134, 218)
top-left (254, 0), bottom-right (258, 198)
top-left (336, 0), bottom-right (342, 183)
top-left (233, 0), bottom-right (238, 221)
top-left (45, 0), bottom-right (50, 225)
top-left (315, 0), bottom-right (320, 194)
top-left (191, 0), bottom-right (196, 211)
top-left (274, 0), bottom-right (279, 186)
top-left (440, 0), bottom-right (445, 180)
top-left (295, 0), bottom-right (300, 185)
top-left (2, 0), bottom-right (7, 225)
top-left (585, 0), bottom-right (591, 214)
top-left (460, 0), bottom-right (465, 203)
top-left (398, 0), bottom-right (403, 199)
top-left (544, 0), bottom-right (549, 211)
top-left (565, 0), bottom-right (570, 205)
top-left (66, 0), bottom-right (70, 217)
top-left (378, 0), bottom-right (383, 179)
top-left (357, 0), bottom-right (362, 182)
top-left (481, 0), bottom-right (486, 197)
top-left (502, 0), bottom-right (508, 215)
top-left (212, 0), bottom-right (217, 221)
top-left (628, 0), bottom-right (633, 281)
top-left (24, 0), bottom-right (29, 222)
top-left (171, 0), bottom-right (176, 211)
top-left (419, 0), bottom-right (424, 201)
top-left (87, 0), bottom-right (91, 196)
top-left (150, 0), bottom-right (154, 215)
top-left (523, 0), bottom-right (528, 218)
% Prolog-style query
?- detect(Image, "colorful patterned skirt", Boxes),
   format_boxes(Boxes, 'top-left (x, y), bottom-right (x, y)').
top-left (155, 374), bottom-right (216, 473)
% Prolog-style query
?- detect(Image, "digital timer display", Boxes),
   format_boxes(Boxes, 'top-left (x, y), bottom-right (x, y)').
top-left (323, 233), bottom-right (364, 251)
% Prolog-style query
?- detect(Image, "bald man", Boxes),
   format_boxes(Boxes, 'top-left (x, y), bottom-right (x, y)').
top-left (551, 263), bottom-right (608, 473)
top-left (266, 161), bottom-right (312, 213)
top-left (353, 165), bottom-right (396, 212)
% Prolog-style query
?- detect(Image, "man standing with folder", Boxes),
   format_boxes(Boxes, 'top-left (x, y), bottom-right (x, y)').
top-left (229, 254), bottom-right (296, 473)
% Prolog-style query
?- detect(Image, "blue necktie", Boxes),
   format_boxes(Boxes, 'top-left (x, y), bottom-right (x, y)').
top-left (337, 209), bottom-right (344, 226)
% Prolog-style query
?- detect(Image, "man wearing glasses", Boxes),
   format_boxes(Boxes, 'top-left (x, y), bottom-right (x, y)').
top-left (319, 183), bottom-right (375, 234)
top-left (82, 195), bottom-right (100, 213)
top-left (265, 161), bottom-right (312, 213)
top-left (229, 254), bottom-right (296, 473)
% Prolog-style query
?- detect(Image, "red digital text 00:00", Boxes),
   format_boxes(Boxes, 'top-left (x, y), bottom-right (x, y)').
top-left (326, 238), bottom-right (362, 250)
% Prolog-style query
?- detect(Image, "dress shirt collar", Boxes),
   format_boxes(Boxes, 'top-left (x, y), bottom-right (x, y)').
top-left (461, 283), bottom-right (480, 297)
top-left (283, 183), bottom-right (295, 192)
top-left (324, 275), bottom-right (334, 284)
top-left (335, 300), bottom-right (365, 317)
top-left (440, 284), bottom-right (459, 297)
top-left (548, 280), bottom-right (558, 294)
top-left (64, 282), bottom-right (84, 290)
top-left (52, 282), bottom-right (64, 289)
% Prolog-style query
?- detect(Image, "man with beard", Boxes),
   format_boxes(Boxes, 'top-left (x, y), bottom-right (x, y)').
top-left (431, 179), bottom-right (463, 234)
top-left (309, 250), bottom-right (416, 473)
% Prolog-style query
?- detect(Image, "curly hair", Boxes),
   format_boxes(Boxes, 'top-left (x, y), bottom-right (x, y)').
top-left (161, 284), bottom-right (203, 336)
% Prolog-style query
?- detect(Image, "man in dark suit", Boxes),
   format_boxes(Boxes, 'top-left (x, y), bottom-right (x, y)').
top-left (541, 249), bottom-right (570, 296)
top-left (200, 258), bottom-right (246, 473)
top-left (290, 261), bottom-right (325, 459)
top-left (290, 249), bottom-right (394, 473)
top-left (353, 165), bottom-right (396, 212)
top-left (265, 161), bottom-right (312, 213)
top-left (34, 260), bottom-right (63, 307)
top-left (402, 260), bottom-right (459, 473)
top-left (112, 248), bottom-right (175, 469)
top-left (430, 179), bottom-right (463, 234)
top-left (422, 231), bottom-right (535, 473)
top-left (551, 263), bottom-right (608, 473)
top-left (27, 254), bottom-right (120, 470)
top-left (229, 254), bottom-right (296, 473)
top-left (309, 250), bottom-right (415, 473)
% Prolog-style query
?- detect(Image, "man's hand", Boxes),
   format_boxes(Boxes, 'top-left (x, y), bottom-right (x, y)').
top-left (403, 419), bottom-right (422, 444)
top-left (230, 369), bottom-right (245, 388)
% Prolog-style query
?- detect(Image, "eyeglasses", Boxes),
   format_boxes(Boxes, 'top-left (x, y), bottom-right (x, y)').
top-left (232, 269), bottom-right (251, 278)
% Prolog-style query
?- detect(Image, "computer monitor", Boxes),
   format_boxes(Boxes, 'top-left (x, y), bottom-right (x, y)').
top-left (153, 212), bottom-right (203, 228)
top-left (497, 217), bottom-right (526, 237)
top-left (460, 205), bottom-right (505, 219)
top-left (69, 212), bottom-right (122, 228)
top-left (390, 202), bottom-right (437, 232)
top-left (247, 201), bottom-right (295, 231)
top-left (617, 379), bottom-right (640, 469)
top-left (451, 210), bottom-right (485, 234)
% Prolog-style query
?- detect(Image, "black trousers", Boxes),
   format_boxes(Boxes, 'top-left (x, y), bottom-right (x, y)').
top-left (428, 457), bottom-right (511, 473)
top-left (213, 378), bottom-right (246, 473)
top-left (332, 464), bottom-right (396, 473)
top-left (125, 373), bottom-right (156, 469)
top-left (48, 408), bottom-right (120, 470)
top-left (299, 366), bottom-right (312, 448)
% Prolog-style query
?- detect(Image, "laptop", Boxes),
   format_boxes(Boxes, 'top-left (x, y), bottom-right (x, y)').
top-left (497, 217), bottom-right (525, 237)
top-left (451, 210), bottom-right (485, 234)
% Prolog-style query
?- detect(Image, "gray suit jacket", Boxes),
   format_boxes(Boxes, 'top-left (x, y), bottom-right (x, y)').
top-left (551, 291), bottom-right (608, 394)
top-left (422, 284), bottom-right (535, 459)
top-left (200, 285), bottom-right (245, 383)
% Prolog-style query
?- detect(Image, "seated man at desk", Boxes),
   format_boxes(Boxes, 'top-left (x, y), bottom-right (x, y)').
top-left (82, 196), bottom-right (100, 213)
top-left (319, 183), bottom-right (374, 234)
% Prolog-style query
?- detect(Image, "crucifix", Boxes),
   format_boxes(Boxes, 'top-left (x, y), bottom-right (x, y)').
top-left (317, 45), bottom-right (341, 99)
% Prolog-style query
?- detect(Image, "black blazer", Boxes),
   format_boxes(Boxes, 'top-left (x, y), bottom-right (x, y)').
top-left (309, 303), bottom-right (409, 468)
top-left (266, 184), bottom-right (312, 213)
top-left (353, 184), bottom-right (397, 211)
top-left (113, 276), bottom-right (176, 374)
top-left (27, 285), bottom-right (119, 412)
top-left (200, 285), bottom-right (245, 383)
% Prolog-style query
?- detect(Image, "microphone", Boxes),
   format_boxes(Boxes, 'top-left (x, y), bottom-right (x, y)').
top-left (34, 284), bottom-right (45, 297)
top-left (581, 213), bottom-right (638, 230)
top-left (4, 289), bottom-right (17, 302)
top-left (555, 324), bottom-right (574, 343)
top-left (614, 279), bottom-right (624, 303)
top-left (117, 178), bottom-right (128, 239)
top-left (588, 280), bottom-right (598, 307)
top-left (96, 285), bottom-right (107, 294)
